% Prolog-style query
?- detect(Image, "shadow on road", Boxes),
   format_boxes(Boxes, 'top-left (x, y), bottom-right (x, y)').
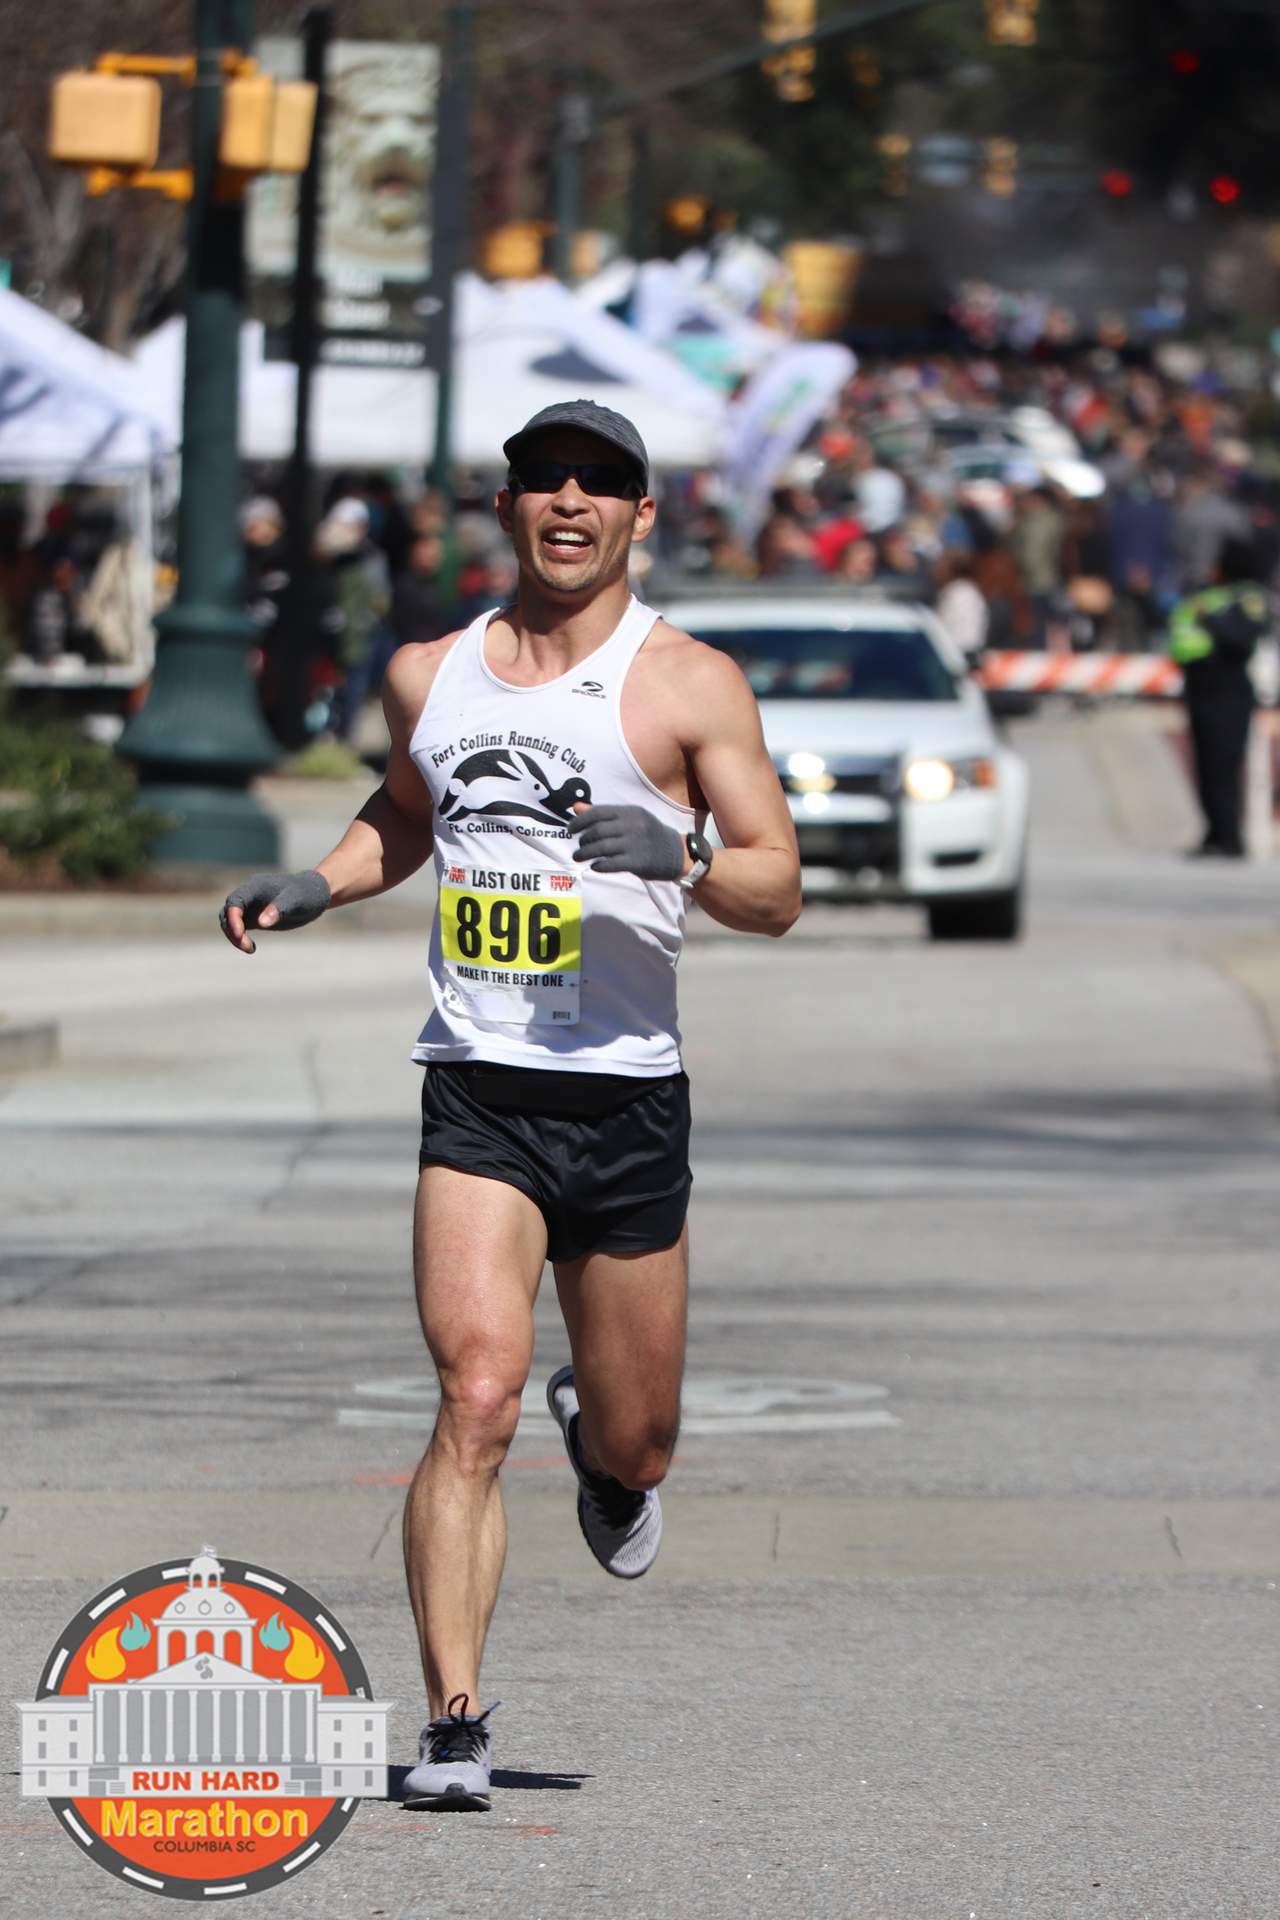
top-left (386, 1763), bottom-right (588, 1798)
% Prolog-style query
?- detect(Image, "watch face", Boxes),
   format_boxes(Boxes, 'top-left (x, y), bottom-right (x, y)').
top-left (687, 832), bottom-right (713, 865)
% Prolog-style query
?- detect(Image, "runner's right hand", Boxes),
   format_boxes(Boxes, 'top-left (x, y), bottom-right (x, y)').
top-left (219, 870), bottom-right (331, 954)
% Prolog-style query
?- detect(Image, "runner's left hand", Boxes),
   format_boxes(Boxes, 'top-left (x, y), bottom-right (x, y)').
top-left (570, 804), bottom-right (684, 880)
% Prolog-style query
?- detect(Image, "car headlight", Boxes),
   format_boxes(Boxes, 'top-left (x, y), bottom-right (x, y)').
top-left (780, 750), bottom-right (836, 794)
top-left (903, 756), bottom-right (997, 802)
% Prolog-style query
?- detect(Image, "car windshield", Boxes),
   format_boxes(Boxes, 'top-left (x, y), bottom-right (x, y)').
top-left (693, 626), bottom-right (959, 702)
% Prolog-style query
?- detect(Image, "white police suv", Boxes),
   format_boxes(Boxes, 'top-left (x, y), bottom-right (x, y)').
top-left (663, 586), bottom-right (1030, 940)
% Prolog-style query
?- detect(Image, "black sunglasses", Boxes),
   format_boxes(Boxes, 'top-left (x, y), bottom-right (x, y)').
top-left (508, 458), bottom-right (641, 500)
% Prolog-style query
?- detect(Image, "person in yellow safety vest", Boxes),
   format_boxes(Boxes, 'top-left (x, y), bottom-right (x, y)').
top-left (1168, 538), bottom-right (1269, 859)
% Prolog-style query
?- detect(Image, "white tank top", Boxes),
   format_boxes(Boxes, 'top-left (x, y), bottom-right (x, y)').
top-left (409, 596), bottom-right (695, 1076)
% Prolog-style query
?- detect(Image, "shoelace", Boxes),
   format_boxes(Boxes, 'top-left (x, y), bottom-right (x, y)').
top-left (426, 1693), bottom-right (500, 1765)
top-left (571, 1416), bottom-right (646, 1529)
top-left (583, 1473), bottom-right (647, 1529)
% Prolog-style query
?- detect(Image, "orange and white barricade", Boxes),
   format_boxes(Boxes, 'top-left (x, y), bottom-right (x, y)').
top-left (976, 651), bottom-right (1184, 699)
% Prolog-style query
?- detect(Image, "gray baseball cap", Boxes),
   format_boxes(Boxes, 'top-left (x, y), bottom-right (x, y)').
top-left (503, 400), bottom-right (649, 493)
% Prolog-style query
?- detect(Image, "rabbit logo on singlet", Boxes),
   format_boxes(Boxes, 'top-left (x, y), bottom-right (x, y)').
top-left (439, 749), bottom-right (592, 830)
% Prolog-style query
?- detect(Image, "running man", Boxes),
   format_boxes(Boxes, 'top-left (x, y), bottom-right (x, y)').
top-left (220, 400), bottom-right (801, 1808)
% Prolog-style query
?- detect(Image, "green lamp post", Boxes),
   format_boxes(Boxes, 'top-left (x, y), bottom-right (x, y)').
top-left (117, 0), bottom-right (281, 866)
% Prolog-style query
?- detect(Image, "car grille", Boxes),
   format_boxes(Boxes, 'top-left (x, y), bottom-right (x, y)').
top-left (795, 820), bottom-right (900, 874)
top-left (779, 755), bottom-right (899, 798)
top-left (829, 768), bottom-right (895, 797)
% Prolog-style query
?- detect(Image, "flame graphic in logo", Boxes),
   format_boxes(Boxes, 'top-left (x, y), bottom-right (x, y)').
top-left (260, 1611), bottom-right (291, 1652)
top-left (284, 1627), bottom-right (325, 1681)
top-left (120, 1612), bottom-right (152, 1652)
top-left (86, 1628), bottom-right (127, 1680)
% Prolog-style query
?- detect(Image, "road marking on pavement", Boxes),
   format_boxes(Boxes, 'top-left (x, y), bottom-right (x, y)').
top-left (338, 1372), bottom-right (899, 1436)
top-left (3, 1492), bottom-right (1277, 1581)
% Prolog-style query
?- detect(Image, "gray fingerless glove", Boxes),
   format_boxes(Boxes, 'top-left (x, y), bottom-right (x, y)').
top-left (570, 805), bottom-right (684, 880)
top-left (219, 869), bottom-right (331, 936)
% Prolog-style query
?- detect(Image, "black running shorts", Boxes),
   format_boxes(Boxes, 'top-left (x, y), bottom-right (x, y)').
top-left (418, 1062), bottom-right (692, 1264)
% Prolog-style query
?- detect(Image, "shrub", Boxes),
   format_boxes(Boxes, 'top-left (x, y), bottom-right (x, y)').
top-left (0, 714), bottom-right (173, 883)
top-left (282, 737), bottom-right (368, 780)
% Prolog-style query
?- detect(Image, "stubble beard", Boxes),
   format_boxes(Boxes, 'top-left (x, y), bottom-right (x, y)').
top-left (522, 535), bottom-right (628, 602)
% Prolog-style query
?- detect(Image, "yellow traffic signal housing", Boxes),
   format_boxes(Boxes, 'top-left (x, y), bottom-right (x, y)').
top-left (269, 81), bottom-right (317, 173)
top-left (220, 72), bottom-right (316, 172)
top-left (49, 71), bottom-right (161, 170)
top-left (481, 221), bottom-right (553, 279)
top-left (986, 0), bottom-right (1038, 47)
top-left (762, 0), bottom-right (817, 102)
top-left (664, 194), bottom-right (710, 235)
top-left (220, 71), bottom-right (276, 169)
top-left (983, 137), bottom-right (1018, 195)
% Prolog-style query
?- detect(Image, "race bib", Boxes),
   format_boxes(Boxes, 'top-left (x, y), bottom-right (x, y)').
top-left (439, 866), bottom-right (581, 1026)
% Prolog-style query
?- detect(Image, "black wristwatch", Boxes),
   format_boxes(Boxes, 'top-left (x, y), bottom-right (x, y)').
top-left (678, 830), bottom-right (714, 893)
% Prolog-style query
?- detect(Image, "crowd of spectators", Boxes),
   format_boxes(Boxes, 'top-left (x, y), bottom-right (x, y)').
top-left (8, 345), bottom-right (1273, 750)
top-left (243, 470), bottom-right (519, 744)
top-left (660, 351), bottom-right (1280, 665)
top-left (237, 353), bottom-right (1279, 744)
top-left (0, 497), bottom-right (152, 671)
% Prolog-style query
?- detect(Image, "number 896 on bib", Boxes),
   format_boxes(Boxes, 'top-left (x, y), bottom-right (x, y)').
top-left (440, 869), bottom-right (582, 1026)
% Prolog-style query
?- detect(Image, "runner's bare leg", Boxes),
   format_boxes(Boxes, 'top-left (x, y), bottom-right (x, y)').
top-left (553, 1227), bottom-right (688, 1488)
top-left (403, 1166), bottom-right (547, 1715)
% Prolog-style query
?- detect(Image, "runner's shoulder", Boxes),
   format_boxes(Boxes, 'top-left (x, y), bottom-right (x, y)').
top-left (642, 618), bottom-right (755, 708)
top-left (382, 631), bottom-right (464, 733)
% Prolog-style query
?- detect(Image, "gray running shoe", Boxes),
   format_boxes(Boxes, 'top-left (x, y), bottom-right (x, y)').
top-left (402, 1694), bottom-right (498, 1811)
top-left (546, 1364), bottom-right (663, 1580)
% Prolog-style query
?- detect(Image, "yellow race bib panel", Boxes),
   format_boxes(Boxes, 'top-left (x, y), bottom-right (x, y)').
top-left (440, 866), bottom-right (582, 1026)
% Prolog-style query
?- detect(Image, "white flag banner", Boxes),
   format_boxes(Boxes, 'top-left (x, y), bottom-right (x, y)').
top-left (723, 342), bottom-right (856, 541)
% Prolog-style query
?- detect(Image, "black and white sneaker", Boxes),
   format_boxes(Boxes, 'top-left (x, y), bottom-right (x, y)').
top-left (546, 1364), bottom-right (663, 1580)
top-left (402, 1694), bottom-right (498, 1811)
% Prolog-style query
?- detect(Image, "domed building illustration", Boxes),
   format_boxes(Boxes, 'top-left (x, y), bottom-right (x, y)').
top-left (154, 1545), bottom-right (255, 1668)
top-left (18, 1549), bottom-right (392, 1800)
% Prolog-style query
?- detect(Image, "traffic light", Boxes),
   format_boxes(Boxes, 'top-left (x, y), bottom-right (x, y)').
top-left (762, 0), bottom-right (816, 103)
top-left (663, 194), bottom-right (711, 237)
top-left (49, 72), bottom-right (162, 170)
top-left (983, 138), bottom-right (1018, 197)
top-left (49, 54), bottom-right (315, 199)
top-left (1101, 169), bottom-right (1134, 199)
top-left (481, 222), bottom-right (553, 278)
top-left (221, 74), bottom-right (316, 172)
top-left (1210, 174), bottom-right (1241, 206)
top-left (848, 46), bottom-right (881, 91)
top-left (877, 133), bottom-right (911, 197)
top-left (985, 0), bottom-right (1037, 48)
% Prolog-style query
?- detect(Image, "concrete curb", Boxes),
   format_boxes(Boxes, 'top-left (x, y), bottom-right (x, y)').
top-left (1215, 935), bottom-right (1280, 1082)
top-left (0, 1016), bottom-right (59, 1074)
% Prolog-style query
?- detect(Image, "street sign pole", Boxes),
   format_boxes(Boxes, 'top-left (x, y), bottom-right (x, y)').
top-left (117, 0), bottom-right (281, 864)
top-left (426, 0), bottom-right (473, 503)
top-left (275, 3), bottom-right (331, 750)
top-left (550, 87), bottom-right (591, 284)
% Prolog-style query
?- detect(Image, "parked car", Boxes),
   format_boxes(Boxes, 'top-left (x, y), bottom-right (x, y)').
top-left (663, 585), bottom-right (1030, 940)
top-left (869, 408), bottom-right (1104, 502)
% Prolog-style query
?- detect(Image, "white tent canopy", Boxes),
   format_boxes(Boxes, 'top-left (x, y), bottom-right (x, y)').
top-left (0, 287), bottom-right (173, 480)
top-left (133, 274), bottom-right (725, 472)
top-left (578, 256), bottom-right (785, 392)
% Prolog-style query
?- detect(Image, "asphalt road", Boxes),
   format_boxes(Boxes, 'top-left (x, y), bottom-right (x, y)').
top-left (2, 709), bottom-right (1278, 1920)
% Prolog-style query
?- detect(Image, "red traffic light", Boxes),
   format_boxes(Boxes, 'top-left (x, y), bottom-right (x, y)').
top-left (1170, 49), bottom-right (1200, 76)
top-left (1210, 174), bottom-right (1240, 205)
top-left (1101, 169), bottom-right (1133, 199)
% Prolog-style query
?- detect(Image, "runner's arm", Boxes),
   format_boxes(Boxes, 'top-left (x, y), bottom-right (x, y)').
top-left (312, 641), bottom-right (443, 907)
top-left (681, 647), bottom-right (801, 937)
